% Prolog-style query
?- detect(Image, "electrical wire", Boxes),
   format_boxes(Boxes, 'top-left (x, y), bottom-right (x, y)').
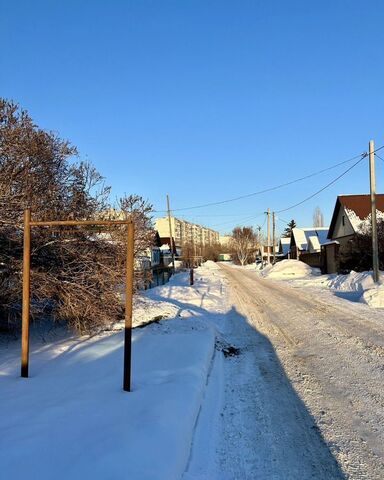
top-left (209, 212), bottom-right (265, 228)
top-left (275, 154), bottom-right (366, 214)
top-left (153, 147), bottom-right (383, 213)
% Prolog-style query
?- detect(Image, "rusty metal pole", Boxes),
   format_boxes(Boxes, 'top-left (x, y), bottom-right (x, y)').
top-left (21, 208), bottom-right (31, 378)
top-left (123, 220), bottom-right (134, 392)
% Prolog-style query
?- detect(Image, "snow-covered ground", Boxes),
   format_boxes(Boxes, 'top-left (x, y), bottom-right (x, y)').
top-left (254, 259), bottom-right (384, 308)
top-left (220, 263), bottom-right (384, 479)
top-left (0, 262), bottom-right (228, 480)
top-left (3, 260), bottom-right (383, 479)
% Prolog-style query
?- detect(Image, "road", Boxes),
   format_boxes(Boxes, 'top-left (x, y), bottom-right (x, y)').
top-left (217, 264), bottom-right (384, 480)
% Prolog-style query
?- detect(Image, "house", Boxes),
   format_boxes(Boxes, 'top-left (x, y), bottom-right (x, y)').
top-left (290, 227), bottom-right (329, 268)
top-left (327, 194), bottom-right (384, 246)
top-left (290, 227), bottom-right (329, 256)
top-left (323, 194), bottom-right (384, 273)
top-left (278, 237), bottom-right (291, 259)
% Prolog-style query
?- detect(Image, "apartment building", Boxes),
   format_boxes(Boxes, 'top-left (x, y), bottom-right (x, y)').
top-left (155, 217), bottom-right (220, 246)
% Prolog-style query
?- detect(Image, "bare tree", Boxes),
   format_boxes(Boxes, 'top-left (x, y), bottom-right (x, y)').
top-left (230, 226), bottom-right (257, 266)
top-left (0, 98), bottom-right (154, 334)
top-left (313, 207), bottom-right (324, 227)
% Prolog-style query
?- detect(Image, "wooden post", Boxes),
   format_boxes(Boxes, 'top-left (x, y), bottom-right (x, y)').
top-left (123, 220), bottom-right (134, 392)
top-left (21, 208), bottom-right (31, 378)
top-left (190, 268), bottom-right (194, 286)
top-left (369, 140), bottom-right (379, 283)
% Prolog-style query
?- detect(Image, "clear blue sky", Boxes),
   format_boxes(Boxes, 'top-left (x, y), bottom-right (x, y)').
top-left (2, 0), bottom-right (384, 236)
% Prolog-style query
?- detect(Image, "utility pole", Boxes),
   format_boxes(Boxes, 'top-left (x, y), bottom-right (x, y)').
top-left (266, 208), bottom-right (271, 264)
top-left (272, 211), bottom-right (276, 264)
top-left (369, 140), bottom-right (379, 283)
top-left (166, 194), bottom-right (176, 272)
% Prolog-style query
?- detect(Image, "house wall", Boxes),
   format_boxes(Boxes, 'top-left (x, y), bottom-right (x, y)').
top-left (332, 206), bottom-right (355, 239)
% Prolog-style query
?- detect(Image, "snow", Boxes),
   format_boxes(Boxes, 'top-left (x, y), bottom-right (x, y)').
top-left (3, 258), bottom-right (383, 480)
top-left (361, 285), bottom-right (384, 307)
top-left (219, 264), bottom-right (384, 479)
top-left (253, 259), bottom-right (384, 308)
top-left (345, 207), bottom-right (384, 233)
top-left (0, 261), bottom-right (228, 480)
top-left (260, 259), bottom-right (321, 279)
top-left (291, 227), bottom-right (329, 251)
top-left (307, 234), bottom-right (321, 252)
top-left (327, 270), bottom-right (378, 292)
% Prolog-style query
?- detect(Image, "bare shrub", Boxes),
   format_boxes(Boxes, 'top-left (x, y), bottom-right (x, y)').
top-left (0, 98), bottom-right (153, 334)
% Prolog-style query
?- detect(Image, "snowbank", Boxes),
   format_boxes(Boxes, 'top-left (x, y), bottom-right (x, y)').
top-left (327, 270), bottom-right (384, 308)
top-left (328, 270), bottom-right (377, 292)
top-left (260, 262), bottom-right (384, 309)
top-left (0, 262), bottom-right (228, 480)
top-left (360, 285), bottom-right (384, 308)
top-left (261, 259), bottom-right (321, 279)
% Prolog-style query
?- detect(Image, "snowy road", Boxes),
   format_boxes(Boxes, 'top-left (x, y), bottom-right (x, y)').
top-left (217, 264), bottom-right (384, 480)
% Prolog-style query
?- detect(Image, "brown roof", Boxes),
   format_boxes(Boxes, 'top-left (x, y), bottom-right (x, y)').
top-left (328, 194), bottom-right (384, 238)
top-left (339, 194), bottom-right (384, 218)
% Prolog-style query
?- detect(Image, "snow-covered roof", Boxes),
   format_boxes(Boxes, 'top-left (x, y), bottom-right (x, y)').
top-left (328, 194), bottom-right (384, 238)
top-left (279, 237), bottom-right (291, 255)
top-left (291, 227), bottom-right (329, 251)
top-left (307, 235), bottom-right (321, 252)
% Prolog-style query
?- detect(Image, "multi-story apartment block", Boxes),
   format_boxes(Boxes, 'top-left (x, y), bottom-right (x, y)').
top-left (155, 217), bottom-right (220, 247)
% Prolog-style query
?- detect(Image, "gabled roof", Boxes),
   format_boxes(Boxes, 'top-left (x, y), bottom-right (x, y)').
top-left (279, 237), bottom-right (291, 255)
top-left (328, 194), bottom-right (384, 238)
top-left (291, 227), bottom-right (329, 251)
top-left (307, 235), bottom-right (321, 252)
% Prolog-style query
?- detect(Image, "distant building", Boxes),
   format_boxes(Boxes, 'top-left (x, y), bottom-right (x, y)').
top-left (219, 235), bottom-right (232, 247)
top-left (155, 217), bottom-right (220, 247)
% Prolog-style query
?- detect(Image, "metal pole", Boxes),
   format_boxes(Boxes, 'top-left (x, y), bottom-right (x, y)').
top-left (369, 140), bottom-right (379, 283)
top-left (21, 208), bottom-right (31, 378)
top-left (272, 212), bottom-right (276, 264)
top-left (123, 220), bottom-right (134, 392)
top-left (166, 194), bottom-right (176, 272)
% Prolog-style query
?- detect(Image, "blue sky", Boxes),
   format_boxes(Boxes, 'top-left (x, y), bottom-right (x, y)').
top-left (2, 0), bottom-right (384, 236)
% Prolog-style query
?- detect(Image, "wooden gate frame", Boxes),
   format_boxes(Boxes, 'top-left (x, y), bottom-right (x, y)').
top-left (21, 208), bottom-right (135, 392)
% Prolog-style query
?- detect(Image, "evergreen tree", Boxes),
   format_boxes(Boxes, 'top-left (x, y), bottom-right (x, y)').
top-left (283, 219), bottom-right (296, 238)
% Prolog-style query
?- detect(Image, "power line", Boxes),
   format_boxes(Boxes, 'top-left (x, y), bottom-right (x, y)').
top-left (210, 212), bottom-right (265, 228)
top-left (275, 154), bottom-right (366, 214)
top-left (153, 147), bottom-right (383, 213)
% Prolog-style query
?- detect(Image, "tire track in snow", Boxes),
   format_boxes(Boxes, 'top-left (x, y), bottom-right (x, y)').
top-left (220, 265), bottom-right (384, 480)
